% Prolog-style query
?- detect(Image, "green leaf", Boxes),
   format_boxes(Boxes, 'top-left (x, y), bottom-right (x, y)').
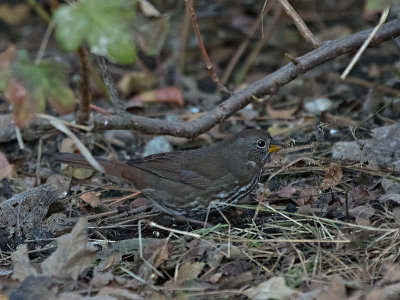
top-left (0, 48), bottom-right (75, 126)
top-left (47, 86), bottom-right (76, 114)
top-left (53, 6), bottom-right (87, 52)
top-left (13, 52), bottom-right (75, 113)
top-left (53, 0), bottom-right (137, 64)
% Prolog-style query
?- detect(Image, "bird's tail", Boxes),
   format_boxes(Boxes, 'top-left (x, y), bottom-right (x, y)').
top-left (53, 152), bottom-right (125, 179)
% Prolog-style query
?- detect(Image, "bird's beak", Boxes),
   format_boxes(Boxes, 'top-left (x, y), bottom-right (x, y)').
top-left (268, 144), bottom-right (281, 153)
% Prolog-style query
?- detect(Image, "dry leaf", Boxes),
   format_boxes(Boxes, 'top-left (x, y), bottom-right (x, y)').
top-left (0, 4), bottom-right (30, 25)
top-left (381, 262), bottom-right (400, 284)
top-left (131, 197), bottom-right (151, 208)
top-left (349, 205), bottom-right (375, 226)
top-left (347, 283), bottom-right (400, 300)
top-left (46, 174), bottom-right (71, 198)
top-left (128, 86), bottom-right (184, 108)
top-left (11, 244), bottom-right (38, 281)
top-left (266, 102), bottom-right (299, 119)
top-left (0, 184), bottom-right (57, 235)
top-left (139, 0), bottom-right (161, 17)
top-left (90, 270), bottom-right (114, 288)
top-left (117, 71), bottom-right (157, 96)
top-left (219, 271), bottom-right (253, 290)
top-left (152, 243), bottom-right (169, 269)
top-left (98, 287), bottom-right (143, 299)
top-left (209, 273), bottom-right (223, 283)
top-left (321, 163), bottom-right (343, 190)
top-left (80, 191), bottom-right (102, 208)
top-left (59, 138), bottom-right (76, 153)
top-left (58, 139), bottom-right (97, 180)
top-left (316, 275), bottom-right (346, 300)
top-left (321, 112), bottom-right (359, 128)
top-left (0, 151), bottom-right (15, 180)
top-left (380, 192), bottom-right (400, 204)
top-left (245, 276), bottom-right (298, 300)
top-left (176, 261), bottom-right (205, 284)
top-left (138, 239), bottom-right (170, 281)
top-left (141, 239), bottom-right (169, 261)
top-left (393, 207), bottom-right (400, 226)
top-left (41, 218), bottom-right (97, 281)
top-left (277, 185), bottom-right (314, 206)
top-left (71, 167), bottom-right (95, 180)
top-left (39, 213), bottom-right (72, 235)
top-left (9, 276), bottom-right (56, 300)
top-left (5, 79), bottom-right (35, 127)
top-left (349, 186), bottom-right (376, 206)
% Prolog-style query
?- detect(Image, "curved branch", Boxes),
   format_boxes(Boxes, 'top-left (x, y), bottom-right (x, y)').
top-left (93, 18), bottom-right (400, 137)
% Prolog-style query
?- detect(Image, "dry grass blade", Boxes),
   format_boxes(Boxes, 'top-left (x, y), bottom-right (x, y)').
top-left (37, 113), bottom-right (104, 173)
top-left (341, 5), bottom-right (391, 79)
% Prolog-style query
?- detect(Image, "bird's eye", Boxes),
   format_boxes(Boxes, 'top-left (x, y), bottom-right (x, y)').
top-left (257, 139), bottom-right (266, 148)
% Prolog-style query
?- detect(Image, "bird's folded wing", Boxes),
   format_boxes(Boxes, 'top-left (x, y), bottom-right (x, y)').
top-left (127, 151), bottom-right (212, 189)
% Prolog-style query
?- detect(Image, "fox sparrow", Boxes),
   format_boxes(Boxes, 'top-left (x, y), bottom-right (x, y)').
top-left (54, 129), bottom-right (280, 216)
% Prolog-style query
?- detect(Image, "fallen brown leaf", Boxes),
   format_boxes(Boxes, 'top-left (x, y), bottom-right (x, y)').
top-left (349, 205), bottom-right (375, 226)
top-left (0, 184), bottom-right (58, 235)
top-left (11, 244), bottom-right (38, 281)
top-left (316, 275), bottom-right (346, 300)
top-left (8, 276), bottom-right (56, 300)
top-left (128, 86), bottom-right (184, 108)
top-left (266, 102), bottom-right (298, 119)
top-left (80, 191), bottom-right (102, 208)
top-left (277, 185), bottom-right (314, 206)
top-left (175, 261), bottom-right (205, 284)
top-left (245, 276), bottom-right (299, 300)
top-left (0, 151), bottom-right (15, 180)
top-left (321, 112), bottom-right (359, 128)
top-left (41, 218), bottom-right (97, 281)
top-left (321, 163), bottom-right (343, 190)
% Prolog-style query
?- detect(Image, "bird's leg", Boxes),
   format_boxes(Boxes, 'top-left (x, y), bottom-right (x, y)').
top-left (173, 215), bottom-right (214, 228)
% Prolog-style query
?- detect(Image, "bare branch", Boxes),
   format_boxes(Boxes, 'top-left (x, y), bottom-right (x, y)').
top-left (92, 18), bottom-right (400, 138)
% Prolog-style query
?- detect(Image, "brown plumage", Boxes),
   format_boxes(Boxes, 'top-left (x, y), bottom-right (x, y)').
top-left (54, 129), bottom-right (279, 216)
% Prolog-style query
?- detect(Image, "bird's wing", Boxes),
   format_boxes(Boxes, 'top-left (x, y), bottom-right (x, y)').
top-left (126, 151), bottom-right (212, 190)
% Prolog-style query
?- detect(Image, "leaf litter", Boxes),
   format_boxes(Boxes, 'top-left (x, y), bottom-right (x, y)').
top-left (2, 1), bottom-right (400, 299)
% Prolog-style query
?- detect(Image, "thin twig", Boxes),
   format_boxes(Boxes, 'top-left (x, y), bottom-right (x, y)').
top-left (77, 47), bottom-right (91, 124)
top-left (37, 113), bottom-right (104, 173)
top-left (14, 126), bottom-right (25, 150)
top-left (278, 0), bottom-right (320, 48)
top-left (183, 0), bottom-right (232, 95)
top-left (95, 56), bottom-right (126, 114)
top-left (25, 0), bottom-right (51, 23)
top-left (221, 0), bottom-right (274, 84)
top-left (235, 2), bottom-right (282, 84)
top-left (342, 76), bottom-right (400, 97)
top-left (147, 221), bottom-right (201, 238)
top-left (178, 0), bottom-right (192, 72)
top-left (35, 21), bottom-right (55, 64)
top-left (36, 136), bottom-right (43, 185)
top-left (138, 220), bottom-right (166, 279)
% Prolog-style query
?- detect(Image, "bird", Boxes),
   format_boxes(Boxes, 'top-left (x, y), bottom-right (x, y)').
top-left (54, 129), bottom-right (280, 217)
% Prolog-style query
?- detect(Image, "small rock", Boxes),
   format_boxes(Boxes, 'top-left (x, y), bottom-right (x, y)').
top-left (304, 97), bottom-right (333, 114)
top-left (143, 136), bottom-right (172, 156)
top-left (332, 124), bottom-right (400, 168)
